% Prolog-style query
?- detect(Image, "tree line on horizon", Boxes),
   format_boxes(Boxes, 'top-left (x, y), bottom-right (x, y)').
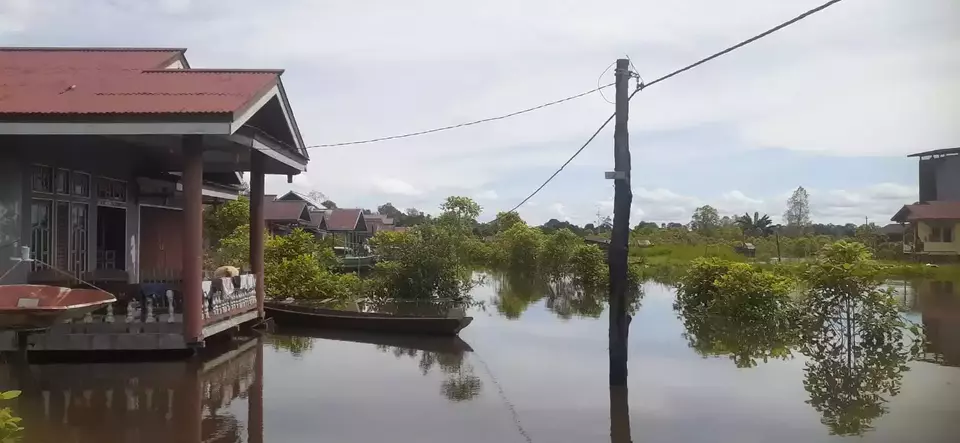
top-left (312, 186), bottom-right (881, 240)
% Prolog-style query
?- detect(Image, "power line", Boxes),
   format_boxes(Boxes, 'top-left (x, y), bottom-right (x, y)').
top-left (500, 86), bottom-right (642, 217)
top-left (639, 0), bottom-right (845, 91)
top-left (307, 83), bottom-right (614, 149)
top-left (497, 0), bottom-right (845, 219)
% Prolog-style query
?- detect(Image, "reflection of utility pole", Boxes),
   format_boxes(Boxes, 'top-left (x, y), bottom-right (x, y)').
top-left (608, 59), bottom-right (632, 387)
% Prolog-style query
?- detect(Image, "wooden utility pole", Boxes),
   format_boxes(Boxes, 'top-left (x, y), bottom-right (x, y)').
top-left (608, 58), bottom-right (632, 387)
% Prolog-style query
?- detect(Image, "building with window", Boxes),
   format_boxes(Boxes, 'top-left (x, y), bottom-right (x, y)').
top-left (891, 148), bottom-right (960, 260)
top-left (0, 47), bottom-right (309, 351)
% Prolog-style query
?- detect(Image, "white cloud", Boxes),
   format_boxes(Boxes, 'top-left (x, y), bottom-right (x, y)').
top-left (475, 190), bottom-right (499, 200)
top-left (4, 0), bottom-right (946, 223)
top-left (372, 178), bottom-right (422, 196)
top-left (0, 0), bottom-right (44, 33)
top-left (549, 202), bottom-right (570, 221)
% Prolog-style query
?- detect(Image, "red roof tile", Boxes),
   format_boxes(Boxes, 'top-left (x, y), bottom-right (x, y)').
top-left (0, 48), bottom-right (279, 116)
top-left (892, 201), bottom-right (960, 222)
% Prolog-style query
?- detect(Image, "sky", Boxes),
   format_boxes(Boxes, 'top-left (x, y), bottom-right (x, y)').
top-left (3, 0), bottom-right (958, 226)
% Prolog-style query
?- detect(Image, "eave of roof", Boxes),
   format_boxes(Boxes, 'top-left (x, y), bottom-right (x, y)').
top-left (907, 147), bottom-right (960, 158)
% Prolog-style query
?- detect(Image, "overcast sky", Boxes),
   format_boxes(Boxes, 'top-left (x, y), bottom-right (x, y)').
top-left (3, 0), bottom-right (957, 225)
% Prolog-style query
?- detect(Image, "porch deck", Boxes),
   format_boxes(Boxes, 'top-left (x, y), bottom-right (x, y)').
top-left (0, 276), bottom-right (259, 352)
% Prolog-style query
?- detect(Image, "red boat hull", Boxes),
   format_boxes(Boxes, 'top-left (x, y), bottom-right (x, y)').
top-left (0, 285), bottom-right (116, 331)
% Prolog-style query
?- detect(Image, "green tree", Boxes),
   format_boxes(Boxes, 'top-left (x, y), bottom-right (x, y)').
top-left (377, 202), bottom-right (405, 223)
top-left (438, 196), bottom-right (481, 230)
top-left (0, 390), bottom-right (23, 442)
top-left (690, 205), bottom-right (721, 235)
top-left (402, 208), bottom-right (430, 226)
top-left (493, 223), bottom-right (545, 271)
top-left (215, 223), bottom-right (252, 268)
top-left (735, 212), bottom-right (774, 237)
top-left (321, 200), bottom-right (338, 209)
top-left (204, 197), bottom-right (250, 247)
top-left (542, 228), bottom-right (581, 278)
top-left (784, 186), bottom-right (812, 231)
top-left (492, 211), bottom-right (524, 233)
top-left (676, 258), bottom-right (800, 368)
top-left (368, 223), bottom-right (474, 300)
top-left (799, 241), bottom-right (924, 436)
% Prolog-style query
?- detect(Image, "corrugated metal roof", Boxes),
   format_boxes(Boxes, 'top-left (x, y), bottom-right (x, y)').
top-left (0, 48), bottom-right (278, 116)
top-left (907, 147), bottom-right (960, 158)
top-left (892, 201), bottom-right (960, 222)
top-left (322, 209), bottom-right (366, 232)
top-left (263, 200), bottom-right (309, 222)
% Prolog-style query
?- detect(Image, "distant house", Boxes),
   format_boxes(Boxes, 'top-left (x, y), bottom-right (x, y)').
top-left (891, 201), bottom-right (960, 259)
top-left (584, 235), bottom-right (611, 250)
top-left (911, 147), bottom-right (960, 202)
top-left (275, 190), bottom-right (324, 211)
top-left (263, 200), bottom-right (317, 236)
top-left (363, 214), bottom-right (396, 235)
top-left (879, 223), bottom-right (906, 242)
top-left (890, 148), bottom-right (960, 261)
top-left (318, 208), bottom-right (369, 247)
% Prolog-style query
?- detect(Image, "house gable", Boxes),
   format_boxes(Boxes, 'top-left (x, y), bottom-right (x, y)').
top-left (355, 213), bottom-right (368, 232)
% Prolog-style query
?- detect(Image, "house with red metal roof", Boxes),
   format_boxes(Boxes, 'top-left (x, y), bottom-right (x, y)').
top-left (0, 47), bottom-right (310, 351)
top-left (263, 199), bottom-right (317, 236)
top-left (892, 201), bottom-right (960, 258)
top-left (317, 208), bottom-right (370, 248)
top-left (891, 148), bottom-right (960, 260)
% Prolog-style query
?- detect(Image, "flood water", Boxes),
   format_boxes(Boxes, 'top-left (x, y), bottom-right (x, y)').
top-left (2, 275), bottom-right (959, 442)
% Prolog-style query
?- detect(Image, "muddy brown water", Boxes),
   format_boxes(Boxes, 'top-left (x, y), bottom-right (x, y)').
top-left (1, 276), bottom-right (958, 442)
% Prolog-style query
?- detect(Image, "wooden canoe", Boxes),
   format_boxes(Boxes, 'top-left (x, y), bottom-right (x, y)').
top-left (265, 301), bottom-right (473, 336)
top-left (275, 327), bottom-right (474, 354)
top-left (0, 284), bottom-right (116, 331)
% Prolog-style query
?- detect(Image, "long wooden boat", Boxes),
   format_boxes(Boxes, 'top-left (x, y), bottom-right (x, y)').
top-left (264, 301), bottom-right (473, 336)
top-left (276, 327), bottom-right (474, 354)
top-left (0, 284), bottom-right (116, 331)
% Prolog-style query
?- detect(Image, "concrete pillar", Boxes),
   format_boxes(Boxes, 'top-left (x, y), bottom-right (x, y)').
top-left (182, 136), bottom-right (204, 344)
top-left (250, 152), bottom-right (266, 317)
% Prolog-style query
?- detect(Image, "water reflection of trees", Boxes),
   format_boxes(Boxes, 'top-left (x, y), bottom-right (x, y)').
top-left (492, 272), bottom-right (643, 320)
top-left (674, 244), bottom-right (926, 437)
top-left (376, 345), bottom-right (482, 402)
top-left (268, 335), bottom-right (314, 358)
top-left (678, 313), bottom-right (799, 368)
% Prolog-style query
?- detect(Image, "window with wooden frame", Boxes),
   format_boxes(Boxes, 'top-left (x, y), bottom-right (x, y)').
top-left (31, 165), bottom-right (53, 194)
top-left (55, 168), bottom-right (70, 194)
top-left (72, 172), bottom-right (91, 197)
top-left (30, 199), bottom-right (52, 271)
top-left (29, 166), bottom-right (93, 276)
top-left (930, 226), bottom-right (954, 243)
top-left (97, 177), bottom-right (127, 202)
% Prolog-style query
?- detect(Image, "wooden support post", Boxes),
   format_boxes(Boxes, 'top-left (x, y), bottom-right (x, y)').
top-left (608, 59), bottom-right (632, 387)
top-left (182, 136), bottom-right (204, 344)
top-left (250, 152), bottom-right (266, 318)
top-left (248, 338), bottom-right (265, 443)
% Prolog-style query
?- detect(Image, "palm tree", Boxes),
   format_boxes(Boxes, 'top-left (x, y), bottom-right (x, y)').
top-left (736, 212), bottom-right (774, 237)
